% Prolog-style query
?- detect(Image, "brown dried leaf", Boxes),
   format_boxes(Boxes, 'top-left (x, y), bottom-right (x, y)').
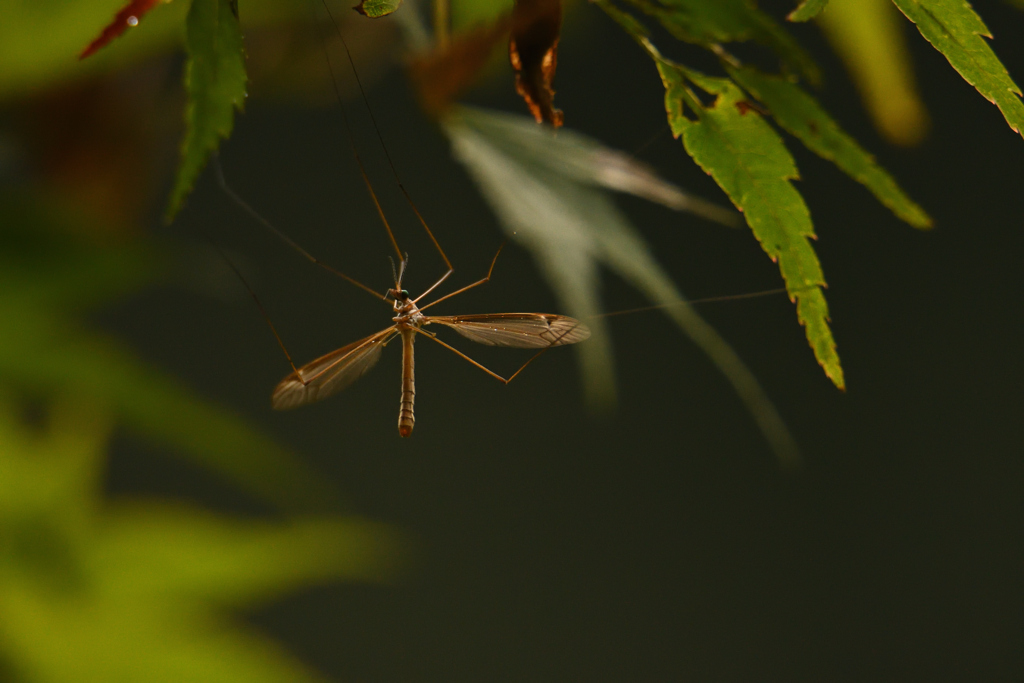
top-left (509, 0), bottom-right (563, 127)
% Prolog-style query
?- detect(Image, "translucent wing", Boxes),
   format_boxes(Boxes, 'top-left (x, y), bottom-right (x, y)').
top-left (272, 327), bottom-right (397, 410)
top-left (426, 313), bottom-right (590, 348)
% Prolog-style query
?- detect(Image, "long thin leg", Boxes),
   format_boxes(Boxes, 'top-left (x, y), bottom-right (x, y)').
top-left (591, 287), bottom-right (788, 320)
top-left (412, 326), bottom-right (553, 385)
top-left (318, 1), bottom-right (454, 276)
top-left (212, 243), bottom-right (301, 376)
top-left (308, 2), bottom-right (404, 264)
top-left (213, 157), bottom-right (387, 301)
top-left (417, 243), bottom-right (504, 310)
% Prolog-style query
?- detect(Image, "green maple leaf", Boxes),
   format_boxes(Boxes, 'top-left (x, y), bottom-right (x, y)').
top-left (726, 65), bottom-right (932, 228)
top-left (657, 64), bottom-right (844, 389)
top-left (892, 0), bottom-right (1024, 139)
top-left (0, 195), bottom-right (338, 511)
top-left (622, 0), bottom-right (820, 82)
top-left (166, 0), bottom-right (248, 221)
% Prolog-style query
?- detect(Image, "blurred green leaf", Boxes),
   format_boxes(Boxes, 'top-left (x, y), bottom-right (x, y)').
top-left (166, 0), bottom-right (249, 221)
top-left (817, 0), bottom-right (930, 146)
top-left (622, 0), bottom-right (820, 83)
top-left (892, 0), bottom-right (1024, 139)
top-left (444, 105), bottom-right (798, 464)
top-left (0, 318), bottom-right (339, 511)
top-left (451, 0), bottom-right (513, 30)
top-left (355, 0), bottom-right (404, 18)
top-left (788, 0), bottom-right (829, 22)
top-left (727, 64), bottom-right (932, 228)
top-left (0, 398), bottom-right (399, 682)
top-left (0, 197), bottom-right (340, 512)
top-left (658, 65), bottom-right (844, 389)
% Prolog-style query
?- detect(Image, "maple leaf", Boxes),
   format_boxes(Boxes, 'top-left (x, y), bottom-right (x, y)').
top-left (891, 0), bottom-right (1024, 139)
top-left (165, 0), bottom-right (248, 222)
top-left (510, 0), bottom-right (565, 126)
top-left (353, 0), bottom-right (403, 18)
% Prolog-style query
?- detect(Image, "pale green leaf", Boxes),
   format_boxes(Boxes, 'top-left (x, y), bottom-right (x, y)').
top-left (788, 0), bottom-right (830, 21)
top-left (166, 0), bottom-right (248, 221)
top-left (623, 0), bottom-right (821, 83)
top-left (355, 0), bottom-right (404, 17)
top-left (444, 106), bottom-right (798, 464)
top-left (658, 65), bottom-right (844, 389)
top-left (891, 0), bottom-right (1024, 139)
top-left (727, 65), bottom-right (932, 228)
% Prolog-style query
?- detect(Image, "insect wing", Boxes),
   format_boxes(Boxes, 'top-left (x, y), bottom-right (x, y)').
top-left (428, 314), bottom-right (590, 348)
top-left (272, 328), bottom-right (396, 410)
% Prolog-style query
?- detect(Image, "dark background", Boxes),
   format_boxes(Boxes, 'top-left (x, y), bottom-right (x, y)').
top-left (104, 3), bottom-right (1022, 680)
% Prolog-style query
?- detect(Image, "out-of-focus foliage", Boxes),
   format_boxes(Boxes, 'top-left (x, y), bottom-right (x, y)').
top-left (0, 393), bottom-right (399, 682)
top-left (444, 106), bottom-right (799, 464)
top-left (788, 0), bottom-right (829, 22)
top-left (816, 0), bottom-right (931, 146)
top-left (0, 196), bottom-right (339, 511)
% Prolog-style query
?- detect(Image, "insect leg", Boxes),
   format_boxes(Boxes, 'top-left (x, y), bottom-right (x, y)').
top-left (417, 242), bottom-right (504, 310)
top-left (213, 156), bottom-right (387, 301)
top-left (412, 322), bottom-right (565, 385)
top-left (213, 244), bottom-right (301, 376)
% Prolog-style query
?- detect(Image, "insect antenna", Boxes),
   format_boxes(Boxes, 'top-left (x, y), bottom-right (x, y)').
top-left (388, 256), bottom-right (399, 290)
top-left (397, 253), bottom-right (409, 288)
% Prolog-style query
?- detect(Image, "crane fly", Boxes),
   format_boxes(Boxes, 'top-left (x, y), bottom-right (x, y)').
top-left (213, 2), bottom-right (590, 437)
top-left (268, 248), bottom-right (590, 437)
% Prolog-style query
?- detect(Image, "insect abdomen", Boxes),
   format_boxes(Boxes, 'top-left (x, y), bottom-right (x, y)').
top-left (398, 330), bottom-right (415, 437)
